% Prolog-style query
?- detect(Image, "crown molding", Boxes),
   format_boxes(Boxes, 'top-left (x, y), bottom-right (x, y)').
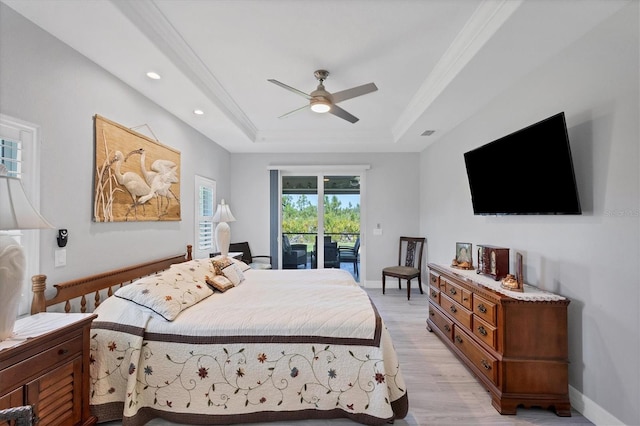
top-left (391, 0), bottom-right (523, 143)
top-left (112, 0), bottom-right (258, 141)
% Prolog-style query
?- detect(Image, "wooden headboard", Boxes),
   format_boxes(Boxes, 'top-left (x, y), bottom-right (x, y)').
top-left (31, 245), bottom-right (192, 314)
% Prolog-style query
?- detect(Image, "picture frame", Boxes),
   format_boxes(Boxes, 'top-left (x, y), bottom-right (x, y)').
top-left (451, 242), bottom-right (473, 269)
top-left (93, 115), bottom-right (181, 222)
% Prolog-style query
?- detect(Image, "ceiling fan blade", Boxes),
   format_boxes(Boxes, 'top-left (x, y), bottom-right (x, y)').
top-left (268, 79), bottom-right (312, 100)
top-left (329, 104), bottom-right (359, 123)
top-left (331, 82), bottom-right (378, 103)
top-left (278, 104), bottom-right (309, 119)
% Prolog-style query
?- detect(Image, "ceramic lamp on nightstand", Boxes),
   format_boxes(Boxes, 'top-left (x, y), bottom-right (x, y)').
top-left (212, 199), bottom-right (236, 258)
top-left (0, 171), bottom-right (53, 340)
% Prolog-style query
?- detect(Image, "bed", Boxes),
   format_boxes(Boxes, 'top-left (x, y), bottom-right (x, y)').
top-left (31, 246), bottom-right (408, 426)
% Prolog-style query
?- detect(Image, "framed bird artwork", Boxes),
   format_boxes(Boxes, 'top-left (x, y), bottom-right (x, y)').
top-left (93, 115), bottom-right (181, 222)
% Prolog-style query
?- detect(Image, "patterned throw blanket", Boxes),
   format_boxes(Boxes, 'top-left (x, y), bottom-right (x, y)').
top-left (89, 263), bottom-right (408, 425)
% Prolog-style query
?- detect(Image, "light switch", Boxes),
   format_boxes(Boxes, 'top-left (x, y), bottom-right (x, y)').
top-left (55, 248), bottom-right (66, 267)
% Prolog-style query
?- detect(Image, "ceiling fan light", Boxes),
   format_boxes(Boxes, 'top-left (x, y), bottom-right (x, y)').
top-left (310, 99), bottom-right (331, 113)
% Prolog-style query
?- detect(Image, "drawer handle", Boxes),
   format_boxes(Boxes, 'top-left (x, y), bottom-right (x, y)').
top-left (431, 291), bottom-right (438, 297)
top-left (477, 304), bottom-right (487, 314)
top-left (477, 326), bottom-right (487, 336)
top-left (481, 359), bottom-right (492, 370)
top-left (449, 305), bottom-right (457, 314)
top-left (463, 296), bottom-right (469, 302)
top-left (431, 276), bottom-right (436, 283)
top-left (429, 309), bottom-right (435, 317)
top-left (449, 288), bottom-right (457, 295)
top-left (58, 348), bottom-right (69, 356)
top-left (444, 324), bottom-right (451, 332)
top-left (455, 335), bottom-right (463, 344)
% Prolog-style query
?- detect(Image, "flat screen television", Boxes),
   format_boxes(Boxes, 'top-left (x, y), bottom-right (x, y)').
top-left (464, 112), bottom-right (581, 215)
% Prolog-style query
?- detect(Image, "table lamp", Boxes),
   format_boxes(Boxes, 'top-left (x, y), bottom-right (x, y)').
top-left (211, 199), bottom-right (235, 258)
top-left (0, 171), bottom-right (53, 340)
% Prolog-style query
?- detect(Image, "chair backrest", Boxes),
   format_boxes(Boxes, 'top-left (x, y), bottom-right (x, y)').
top-left (229, 241), bottom-right (252, 264)
top-left (353, 236), bottom-right (361, 253)
top-left (282, 235), bottom-right (291, 254)
top-left (324, 242), bottom-right (340, 267)
top-left (398, 237), bottom-right (425, 271)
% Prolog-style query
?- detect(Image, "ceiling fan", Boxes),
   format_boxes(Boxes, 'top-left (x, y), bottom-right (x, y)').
top-left (268, 70), bottom-right (377, 123)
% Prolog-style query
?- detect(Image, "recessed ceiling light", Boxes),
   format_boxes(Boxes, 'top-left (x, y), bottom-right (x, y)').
top-left (421, 130), bottom-right (436, 136)
top-left (146, 71), bottom-right (161, 80)
top-left (193, 109), bottom-right (204, 115)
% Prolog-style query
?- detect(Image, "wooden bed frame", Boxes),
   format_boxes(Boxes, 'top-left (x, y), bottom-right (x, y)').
top-left (31, 245), bottom-right (192, 314)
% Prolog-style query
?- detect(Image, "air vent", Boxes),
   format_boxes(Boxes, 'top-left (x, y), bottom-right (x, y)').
top-left (421, 130), bottom-right (436, 136)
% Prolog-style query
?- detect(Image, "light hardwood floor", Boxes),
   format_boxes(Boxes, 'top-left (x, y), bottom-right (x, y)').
top-left (133, 285), bottom-right (593, 426)
top-left (363, 286), bottom-right (592, 426)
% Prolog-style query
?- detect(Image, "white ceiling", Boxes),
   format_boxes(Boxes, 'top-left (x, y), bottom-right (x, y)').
top-left (1, 0), bottom-right (628, 153)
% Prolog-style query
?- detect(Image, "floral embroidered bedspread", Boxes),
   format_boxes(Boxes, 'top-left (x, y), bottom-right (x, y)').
top-left (89, 266), bottom-right (408, 425)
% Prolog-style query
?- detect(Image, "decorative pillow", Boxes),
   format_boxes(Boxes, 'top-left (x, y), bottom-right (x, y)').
top-left (114, 271), bottom-right (213, 321)
top-left (205, 274), bottom-right (234, 292)
top-left (211, 257), bottom-right (232, 275)
top-left (230, 258), bottom-right (251, 272)
top-left (222, 262), bottom-right (245, 286)
top-left (170, 259), bottom-right (211, 284)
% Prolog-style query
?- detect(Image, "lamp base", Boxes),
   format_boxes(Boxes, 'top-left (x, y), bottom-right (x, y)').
top-left (0, 235), bottom-right (25, 341)
top-left (214, 222), bottom-right (231, 258)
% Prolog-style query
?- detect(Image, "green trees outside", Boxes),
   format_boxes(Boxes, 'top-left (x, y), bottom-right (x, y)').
top-left (282, 194), bottom-right (359, 246)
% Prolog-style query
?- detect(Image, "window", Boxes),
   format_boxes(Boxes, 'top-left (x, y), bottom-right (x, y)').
top-left (1, 114), bottom-right (42, 316)
top-left (194, 175), bottom-right (216, 259)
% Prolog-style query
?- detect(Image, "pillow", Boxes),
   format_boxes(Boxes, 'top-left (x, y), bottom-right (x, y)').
top-left (170, 259), bottom-right (211, 283)
top-left (115, 271), bottom-right (213, 321)
top-left (205, 274), bottom-right (234, 292)
top-left (230, 258), bottom-right (251, 272)
top-left (222, 262), bottom-right (245, 286)
top-left (211, 257), bottom-right (232, 275)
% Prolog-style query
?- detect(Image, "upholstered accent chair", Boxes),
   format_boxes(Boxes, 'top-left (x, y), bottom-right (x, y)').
top-left (228, 241), bottom-right (272, 269)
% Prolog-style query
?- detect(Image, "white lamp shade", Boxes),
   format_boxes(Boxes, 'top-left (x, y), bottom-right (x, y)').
top-left (0, 175), bottom-right (53, 341)
top-left (212, 199), bottom-right (236, 223)
top-left (0, 176), bottom-right (53, 230)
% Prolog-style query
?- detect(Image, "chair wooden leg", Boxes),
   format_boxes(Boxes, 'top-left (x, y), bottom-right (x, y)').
top-left (398, 278), bottom-right (401, 290)
top-left (418, 275), bottom-right (423, 294)
top-left (382, 273), bottom-right (386, 294)
top-left (407, 280), bottom-right (411, 300)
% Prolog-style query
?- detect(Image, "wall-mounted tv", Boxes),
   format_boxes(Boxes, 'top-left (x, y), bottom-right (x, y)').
top-left (464, 112), bottom-right (581, 215)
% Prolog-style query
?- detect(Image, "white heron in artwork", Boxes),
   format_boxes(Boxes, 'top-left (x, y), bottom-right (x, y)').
top-left (130, 148), bottom-right (179, 217)
top-left (112, 150), bottom-right (152, 219)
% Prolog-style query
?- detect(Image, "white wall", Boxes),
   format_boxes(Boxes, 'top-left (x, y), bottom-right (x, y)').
top-left (420, 3), bottom-right (639, 425)
top-left (229, 152), bottom-right (421, 284)
top-left (0, 4), bottom-right (231, 283)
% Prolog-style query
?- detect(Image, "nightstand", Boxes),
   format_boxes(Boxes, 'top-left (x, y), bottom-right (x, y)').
top-left (0, 313), bottom-right (97, 426)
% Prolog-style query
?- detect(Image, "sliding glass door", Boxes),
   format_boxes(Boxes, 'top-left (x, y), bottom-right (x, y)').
top-left (280, 173), bottom-right (361, 281)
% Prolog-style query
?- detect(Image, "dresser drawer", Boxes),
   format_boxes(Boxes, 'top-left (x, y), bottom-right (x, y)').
top-left (429, 286), bottom-right (440, 304)
top-left (1, 336), bottom-right (83, 391)
top-left (429, 272), bottom-right (440, 288)
top-left (453, 327), bottom-right (498, 385)
top-left (428, 304), bottom-right (453, 341)
top-left (473, 294), bottom-right (497, 326)
top-left (473, 315), bottom-right (497, 349)
top-left (443, 279), bottom-right (473, 310)
top-left (440, 294), bottom-right (472, 330)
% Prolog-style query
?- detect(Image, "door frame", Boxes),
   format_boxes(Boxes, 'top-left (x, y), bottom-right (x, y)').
top-left (271, 165), bottom-right (369, 282)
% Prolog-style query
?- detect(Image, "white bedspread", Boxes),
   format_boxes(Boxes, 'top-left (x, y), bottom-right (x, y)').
top-left (89, 263), bottom-right (407, 426)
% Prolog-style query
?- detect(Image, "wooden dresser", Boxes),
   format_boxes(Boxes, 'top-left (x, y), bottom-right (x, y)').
top-left (427, 263), bottom-right (571, 416)
top-left (0, 313), bottom-right (97, 426)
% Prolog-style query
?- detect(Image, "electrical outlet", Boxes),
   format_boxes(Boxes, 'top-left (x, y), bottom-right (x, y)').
top-left (55, 248), bottom-right (66, 267)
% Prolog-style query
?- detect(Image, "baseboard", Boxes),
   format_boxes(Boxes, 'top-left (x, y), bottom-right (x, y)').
top-left (569, 385), bottom-right (624, 425)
